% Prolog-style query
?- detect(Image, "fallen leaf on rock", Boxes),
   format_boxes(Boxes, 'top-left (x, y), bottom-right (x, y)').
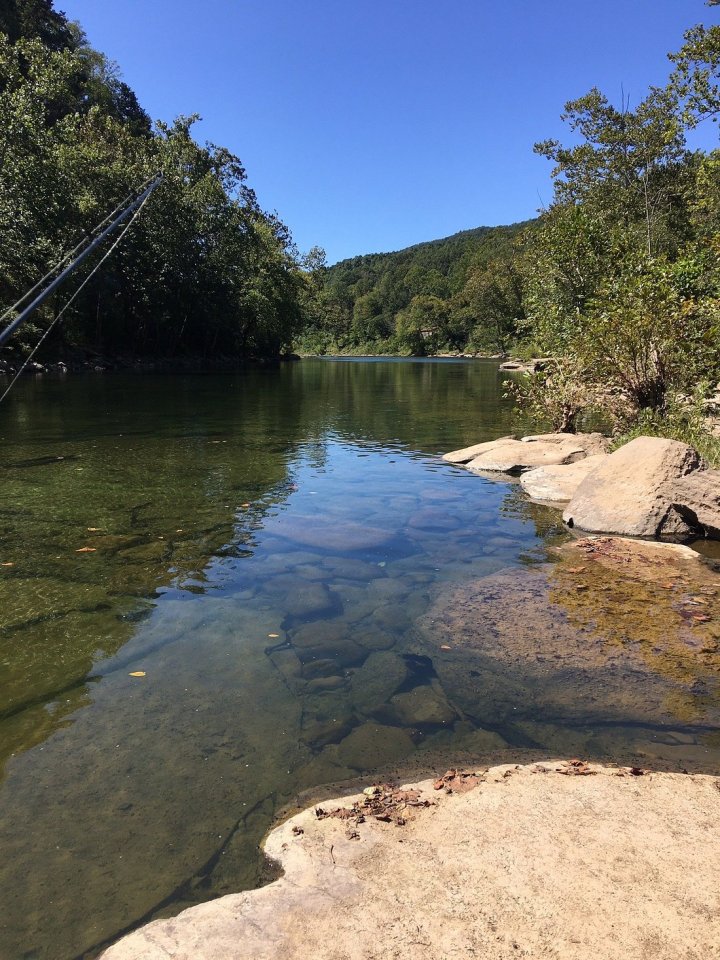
top-left (128, 671), bottom-right (146, 678)
top-left (440, 644), bottom-right (452, 651)
top-left (75, 547), bottom-right (97, 553)
top-left (433, 769), bottom-right (482, 793)
top-left (268, 633), bottom-right (280, 638)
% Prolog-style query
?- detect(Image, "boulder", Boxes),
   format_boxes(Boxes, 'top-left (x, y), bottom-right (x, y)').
top-left (350, 651), bottom-right (408, 717)
top-left (520, 454), bottom-right (608, 502)
top-left (563, 437), bottom-right (712, 540)
top-left (466, 436), bottom-right (597, 474)
top-left (443, 433), bottom-right (609, 474)
top-left (672, 470), bottom-right (720, 539)
top-left (520, 432), bottom-right (610, 455)
top-left (442, 436), bottom-right (515, 464)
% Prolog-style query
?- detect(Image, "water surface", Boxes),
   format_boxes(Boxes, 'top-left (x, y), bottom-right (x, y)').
top-left (0, 359), bottom-right (718, 960)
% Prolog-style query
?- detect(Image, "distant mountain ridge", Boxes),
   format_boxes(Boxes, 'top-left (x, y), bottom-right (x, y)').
top-left (299, 220), bottom-right (533, 355)
top-left (329, 220), bottom-right (533, 269)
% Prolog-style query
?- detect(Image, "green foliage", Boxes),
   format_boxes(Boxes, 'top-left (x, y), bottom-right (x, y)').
top-left (504, 359), bottom-right (600, 434)
top-left (298, 222), bottom-right (531, 355)
top-left (516, 11), bottom-right (720, 441)
top-left (613, 386), bottom-right (720, 467)
top-left (0, 0), bottom-right (305, 361)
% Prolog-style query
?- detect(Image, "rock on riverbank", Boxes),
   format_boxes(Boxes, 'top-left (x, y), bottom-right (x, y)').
top-left (442, 432), bottom-right (609, 473)
top-left (102, 761), bottom-right (720, 960)
top-left (446, 433), bottom-right (720, 541)
top-left (563, 436), bottom-right (720, 540)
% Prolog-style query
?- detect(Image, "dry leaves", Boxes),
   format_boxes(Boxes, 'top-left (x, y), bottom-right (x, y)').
top-left (557, 759), bottom-right (596, 777)
top-left (315, 783), bottom-right (433, 828)
top-left (128, 671), bottom-right (146, 678)
top-left (433, 769), bottom-right (483, 793)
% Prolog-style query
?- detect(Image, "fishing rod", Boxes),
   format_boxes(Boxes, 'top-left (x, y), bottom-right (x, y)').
top-left (0, 173), bottom-right (164, 348)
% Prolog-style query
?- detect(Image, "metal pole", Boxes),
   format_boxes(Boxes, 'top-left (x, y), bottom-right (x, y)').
top-left (0, 174), bottom-right (163, 348)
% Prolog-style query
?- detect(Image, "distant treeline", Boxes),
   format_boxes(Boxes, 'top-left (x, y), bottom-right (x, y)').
top-left (297, 223), bottom-right (532, 356)
top-left (0, 0), bottom-right (312, 362)
top-left (303, 5), bottom-right (720, 459)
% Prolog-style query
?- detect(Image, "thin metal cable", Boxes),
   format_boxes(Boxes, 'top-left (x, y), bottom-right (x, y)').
top-left (0, 190), bottom-right (153, 406)
top-left (0, 174), bottom-right (159, 326)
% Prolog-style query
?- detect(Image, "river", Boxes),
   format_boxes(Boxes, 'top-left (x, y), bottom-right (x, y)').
top-left (1, 358), bottom-right (718, 959)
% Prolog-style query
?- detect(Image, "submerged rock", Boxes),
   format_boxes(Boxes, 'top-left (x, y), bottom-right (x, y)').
top-left (290, 621), bottom-right (366, 667)
top-left (416, 537), bottom-right (720, 729)
top-left (389, 683), bottom-right (457, 726)
top-left (276, 515), bottom-right (393, 552)
top-left (350, 651), bottom-right (408, 717)
top-left (334, 722), bottom-right (415, 771)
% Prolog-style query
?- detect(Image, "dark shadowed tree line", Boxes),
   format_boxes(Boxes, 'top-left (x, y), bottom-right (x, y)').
top-left (0, 0), bottom-right (310, 362)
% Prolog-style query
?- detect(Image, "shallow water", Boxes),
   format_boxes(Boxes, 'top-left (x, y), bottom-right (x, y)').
top-left (0, 359), bottom-right (718, 960)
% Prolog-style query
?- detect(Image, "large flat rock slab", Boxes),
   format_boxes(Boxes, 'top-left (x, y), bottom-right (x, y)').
top-left (443, 433), bottom-right (609, 474)
top-left (103, 761), bottom-right (720, 960)
top-left (416, 536), bottom-right (720, 729)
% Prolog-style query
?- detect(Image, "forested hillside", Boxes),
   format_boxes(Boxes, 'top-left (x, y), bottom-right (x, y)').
top-left (0, 0), bottom-right (309, 363)
top-left (297, 221), bottom-right (532, 355)
top-left (301, 4), bottom-right (720, 461)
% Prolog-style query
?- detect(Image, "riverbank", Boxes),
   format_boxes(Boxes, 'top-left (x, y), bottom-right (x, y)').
top-left (102, 760), bottom-right (720, 960)
top-left (0, 351), bottom-right (303, 377)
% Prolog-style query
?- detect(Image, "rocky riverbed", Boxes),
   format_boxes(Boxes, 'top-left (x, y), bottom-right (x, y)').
top-left (95, 429), bottom-right (720, 958)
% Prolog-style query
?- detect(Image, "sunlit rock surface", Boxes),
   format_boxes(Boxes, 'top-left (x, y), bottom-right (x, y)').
top-left (102, 762), bottom-right (720, 960)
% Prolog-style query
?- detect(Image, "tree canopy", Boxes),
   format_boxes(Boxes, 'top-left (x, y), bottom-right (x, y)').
top-left (0, 0), bottom-right (308, 362)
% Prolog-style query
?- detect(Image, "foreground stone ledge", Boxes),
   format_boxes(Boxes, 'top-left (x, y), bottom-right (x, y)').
top-left (103, 761), bottom-right (720, 960)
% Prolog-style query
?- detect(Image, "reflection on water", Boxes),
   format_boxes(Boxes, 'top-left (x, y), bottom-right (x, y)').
top-left (0, 360), bottom-right (717, 960)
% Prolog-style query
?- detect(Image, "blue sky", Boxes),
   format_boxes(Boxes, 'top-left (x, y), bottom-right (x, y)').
top-left (59, 1), bottom-right (719, 263)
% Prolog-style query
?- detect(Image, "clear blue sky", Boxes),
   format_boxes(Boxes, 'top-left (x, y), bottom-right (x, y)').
top-left (58, 0), bottom-right (719, 263)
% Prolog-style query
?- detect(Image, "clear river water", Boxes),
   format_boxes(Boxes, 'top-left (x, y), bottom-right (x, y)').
top-left (1, 358), bottom-right (719, 960)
